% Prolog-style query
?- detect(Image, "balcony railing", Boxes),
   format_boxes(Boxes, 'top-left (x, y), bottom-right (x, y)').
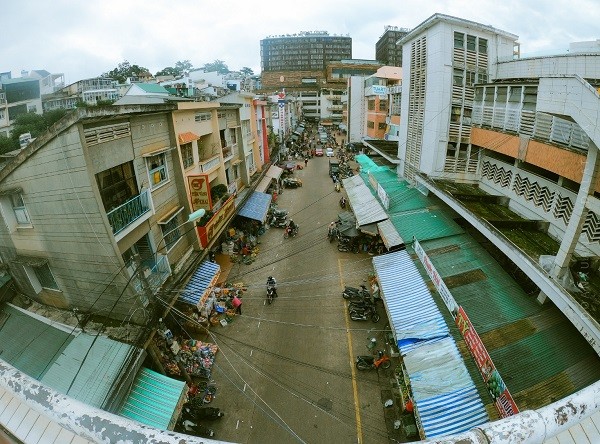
top-left (106, 189), bottom-right (151, 235)
top-left (199, 155), bottom-right (221, 173)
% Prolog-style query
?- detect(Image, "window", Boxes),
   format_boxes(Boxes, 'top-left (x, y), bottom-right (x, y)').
top-left (379, 100), bottom-right (388, 112)
top-left (181, 142), bottom-right (193, 169)
top-left (147, 153), bottom-right (168, 188)
top-left (11, 194), bottom-right (31, 225)
top-left (368, 100), bottom-right (375, 111)
top-left (454, 32), bottom-right (464, 49)
top-left (367, 121), bottom-right (375, 129)
top-left (160, 213), bottom-right (182, 251)
top-left (467, 35), bottom-right (476, 51)
top-left (96, 162), bottom-right (137, 212)
top-left (453, 69), bottom-right (464, 86)
top-left (33, 263), bottom-right (59, 290)
top-left (378, 122), bottom-right (386, 130)
top-left (478, 38), bottom-right (488, 54)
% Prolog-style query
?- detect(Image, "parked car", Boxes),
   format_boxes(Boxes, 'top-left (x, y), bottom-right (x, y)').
top-left (315, 148), bottom-right (324, 156)
top-left (326, 148), bottom-right (334, 157)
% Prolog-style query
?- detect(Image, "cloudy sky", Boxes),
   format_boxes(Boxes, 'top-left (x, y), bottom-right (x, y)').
top-left (3, 0), bottom-right (599, 83)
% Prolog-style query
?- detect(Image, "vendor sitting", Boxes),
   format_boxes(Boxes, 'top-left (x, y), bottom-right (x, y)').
top-left (241, 244), bottom-right (250, 256)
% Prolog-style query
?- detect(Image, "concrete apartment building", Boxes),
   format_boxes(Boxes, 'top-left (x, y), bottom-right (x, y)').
top-left (375, 25), bottom-right (410, 67)
top-left (42, 77), bottom-right (120, 111)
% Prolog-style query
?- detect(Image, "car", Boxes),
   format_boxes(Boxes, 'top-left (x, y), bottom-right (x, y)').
top-left (315, 148), bottom-right (324, 156)
top-left (326, 148), bottom-right (334, 157)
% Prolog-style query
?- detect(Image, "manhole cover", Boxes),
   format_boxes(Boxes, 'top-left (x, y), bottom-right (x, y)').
top-left (317, 397), bottom-right (333, 411)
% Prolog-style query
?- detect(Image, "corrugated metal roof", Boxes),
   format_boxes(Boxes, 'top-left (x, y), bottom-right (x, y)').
top-left (377, 219), bottom-right (404, 248)
top-left (403, 337), bottom-right (488, 438)
top-left (238, 191), bottom-right (272, 222)
top-left (178, 132), bottom-right (200, 144)
top-left (119, 367), bottom-right (186, 430)
top-left (265, 165), bottom-right (284, 180)
top-left (372, 251), bottom-right (448, 352)
top-left (390, 209), bottom-right (464, 244)
top-left (41, 333), bottom-right (140, 408)
top-left (179, 260), bottom-right (221, 306)
top-left (345, 181), bottom-right (388, 226)
top-left (255, 176), bottom-right (272, 193)
top-left (341, 174), bottom-right (363, 190)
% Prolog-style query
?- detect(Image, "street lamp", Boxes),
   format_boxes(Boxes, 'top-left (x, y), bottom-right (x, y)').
top-left (155, 208), bottom-right (206, 255)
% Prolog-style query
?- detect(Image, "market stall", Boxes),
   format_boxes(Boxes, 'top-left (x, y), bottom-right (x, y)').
top-left (179, 260), bottom-right (221, 318)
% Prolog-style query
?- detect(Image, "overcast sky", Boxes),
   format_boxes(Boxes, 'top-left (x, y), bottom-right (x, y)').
top-left (3, 0), bottom-right (599, 84)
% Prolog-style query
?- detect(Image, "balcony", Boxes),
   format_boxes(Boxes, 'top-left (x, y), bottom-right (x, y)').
top-left (199, 155), bottom-right (221, 173)
top-left (132, 254), bottom-right (171, 295)
top-left (106, 189), bottom-right (152, 237)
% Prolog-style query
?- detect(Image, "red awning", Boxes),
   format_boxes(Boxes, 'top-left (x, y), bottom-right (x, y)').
top-left (178, 132), bottom-right (200, 144)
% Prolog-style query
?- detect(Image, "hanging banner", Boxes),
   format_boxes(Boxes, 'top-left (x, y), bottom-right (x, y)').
top-left (413, 238), bottom-right (459, 315)
top-left (188, 175), bottom-right (212, 211)
top-left (455, 307), bottom-right (519, 418)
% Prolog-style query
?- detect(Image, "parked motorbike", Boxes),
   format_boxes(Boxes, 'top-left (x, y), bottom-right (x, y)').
top-left (283, 177), bottom-right (303, 188)
top-left (349, 305), bottom-right (380, 323)
top-left (175, 419), bottom-right (215, 438)
top-left (181, 405), bottom-right (224, 421)
top-left (356, 350), bottom-right (391, 371)
top-left (339, 197), bottom-right (347, 209)
top-left (337, 242), bottom-right (358, 253)
top-left (342, 284), bottom-right (369, 300)
top-left (269, 216), bottom-right (288, 228)
top-left (284, 224), bottom-right (299, 238)
top-left (348, 298), bottom-right (375, 311)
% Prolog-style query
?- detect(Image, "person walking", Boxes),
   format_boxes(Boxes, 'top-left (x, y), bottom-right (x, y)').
top-left (232, 294), bottom-right (242, 315)
top-left (304, 157), bottom-right (308, 167)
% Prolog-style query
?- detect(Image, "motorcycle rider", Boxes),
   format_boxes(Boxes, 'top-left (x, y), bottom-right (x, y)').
top-left (339, 196), bottom-right (347, 208)
top-left (286, 219), bottom-right (298, 236)
top-left (267, 276), bottom-right (278, 298)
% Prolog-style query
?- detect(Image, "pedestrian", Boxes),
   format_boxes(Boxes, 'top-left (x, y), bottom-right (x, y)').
top-left (232, 294), bottom-right (242, 315)
top-left (304, 157), bottom-right (308, 167)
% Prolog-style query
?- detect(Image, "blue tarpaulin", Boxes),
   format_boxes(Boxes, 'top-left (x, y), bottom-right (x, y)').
top-left (372, 250), bottom-right (449, 354)
top-left (238, 191), bottom-right (272, 223)
top-left (179, 260), bottom-right (221, 306)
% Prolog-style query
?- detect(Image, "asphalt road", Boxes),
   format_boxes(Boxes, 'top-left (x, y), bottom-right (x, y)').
top-left (204, 148), bottom-right (395, 443)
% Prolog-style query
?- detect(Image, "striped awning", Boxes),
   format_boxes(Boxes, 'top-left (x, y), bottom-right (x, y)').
top-left (372, 250), bottom-right (449, 353)
top-left (119, 367), bottom-right (186, 431)
top-left (179, 260), bottom-right (221, 306)
top-left (403, 337), bottom-right (488, 438)
top-left (238, 191), bottom-right (272, 223)
top-left (343, 178), bottom-right (388, 226)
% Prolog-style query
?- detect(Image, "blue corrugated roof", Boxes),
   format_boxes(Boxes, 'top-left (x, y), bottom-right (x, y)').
top-left (404, 337), bottom-right (488, 438)
top-left (238, 191), bottom-right (272, 222)
top-left (119, 367), bottom-right (186, 430)
top-left (179, 260), bottom-right (221, 305)
top-left (372, 251), bottom-right (448, 352)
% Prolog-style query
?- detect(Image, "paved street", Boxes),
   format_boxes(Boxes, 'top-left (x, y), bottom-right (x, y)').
top-left (203, 145), bottom-right (398, 443)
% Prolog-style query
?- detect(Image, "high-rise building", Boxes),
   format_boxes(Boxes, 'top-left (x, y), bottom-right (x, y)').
top-left (260, 31), bottom-right (352, 90)
top-left (375, 25), bottom-right (410, 67)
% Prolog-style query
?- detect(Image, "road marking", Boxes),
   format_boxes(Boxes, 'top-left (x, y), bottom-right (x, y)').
top-left (339, 258), bottom-right (362, 444)
top-left (236, 419), bottom-right (240, 429)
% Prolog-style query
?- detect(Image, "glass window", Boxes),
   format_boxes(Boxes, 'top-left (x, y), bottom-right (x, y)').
top-left (367, 121), bottom-right (375, 129)
top-left (478, 38), bottom-right (488, 54)
top-left (453, 69), bottom-right (464, 86)
top-left (378, 122), bottom-right (386, 130)
top-left (368, 100), bottom-right (375, 111)
top-left (467, 35), bottom-right (476, 51)
top-left (11, 194), bottom-right (31, 225)
top-left (96, 162), bottom-right (137, 212)
top-left (147, 153), bottom-right (168, 188)
top-left (454, 32), bottom-right (464, 49)
top-left (160, 214), bottom-right (182, 251)
top-left (181, 143), bottom-right (193, 169)
top-left (34, 263), bottom-right (59, 290)
top-left (379, 100), bottom-right (388, 112)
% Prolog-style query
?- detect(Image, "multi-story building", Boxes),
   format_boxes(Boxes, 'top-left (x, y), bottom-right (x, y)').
top-left (375, 25), bottom-right (410, 67)
top-left (42, 77), bottom-right (120, 112)
top-left (395, 12), bottom-right (600, 441)
top-left (260, 31), bottom-right (352, 91)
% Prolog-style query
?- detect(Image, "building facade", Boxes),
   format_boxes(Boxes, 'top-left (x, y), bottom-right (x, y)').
top-left (375, 25), bottom-right (410, 67)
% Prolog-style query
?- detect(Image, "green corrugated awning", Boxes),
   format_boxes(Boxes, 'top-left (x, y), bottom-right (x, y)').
top-left (390, 209), bottom-right (464, 244)
top-left (120, 367), bottom-right (187, 430)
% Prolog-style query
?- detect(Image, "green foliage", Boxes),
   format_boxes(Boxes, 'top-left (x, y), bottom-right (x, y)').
top-left (202, 60), bottom-right (229, 74)
top-left (156, 60), bottom-right (194, 78)
top-left (240, 67), bottom-right (254, 76)
top-left (102, 60), bottom-right (150, 83)
top-left (7, 109), bottom-right (69, 149)
top-left (95, 99), bottom-right (116, 106)
top-left (210, 184), bottom-right (228, 202)
top-left (0, 134), bottom-right (17, 154)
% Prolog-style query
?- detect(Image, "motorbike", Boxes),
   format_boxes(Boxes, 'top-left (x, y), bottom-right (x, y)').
top-left (337, 241), bottom-right (359, 253)
top-left (284, 224), bottom-right (299, 238)
top-left (269, 216), bottom-right (288, 228)
top-left (267, 286), bottom-right (276, 304)
top-left (342, 284), bottom-right (369, 300)
top-left (283, 177), bottom-right (303, 188)
top-left (339, 197), bottom-right (347, 209)
top-left (349, 305), bottom-right (380, 323)
top-left (356, 350), bottom-right (391, 371)
top-left (334, 181), bottom-right (341, 192)
top-left (181, 405), bottom-right (224, 421)
top-left (328, 227), bottom-right (339, 243)
top-left (348, 298), bottom-right (375, 311)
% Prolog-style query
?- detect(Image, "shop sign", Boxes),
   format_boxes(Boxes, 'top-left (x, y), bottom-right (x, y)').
top-left (413, 238), bottom-right (458, 315)
top-left (188, 175), bottom-right (212, 211)
top-left (196, 195), bottom-right (236, 248)
top-left (372, 85), bottom-right (388, 95)
top-left (455, 306), bottom-right (519, 418)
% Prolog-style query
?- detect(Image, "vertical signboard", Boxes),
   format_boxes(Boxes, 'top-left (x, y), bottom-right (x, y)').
top-left (413, 238), bottom-right (459, 315)
top-left (278, 91), bottom-right (286, 138)
top-left (455, 307), bottom-right (519, 418)
top-left (188, 175), bottom-right (212, 211)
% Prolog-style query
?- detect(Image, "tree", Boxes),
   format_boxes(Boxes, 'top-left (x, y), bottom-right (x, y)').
top-left (8, 109), bottom-right (69, 148)
top-left (175, 60), bottom-right (193, 74)
top-left (202, 60), bottom-right (229, 74)
top-left (155, 66), bottom-right (179, 77)
top-left (102, 60), bottom-right (150, 83)
top-left (240, 67), bottom-right (254, 76)
top-left (0, 134), bottom-right (17, 154)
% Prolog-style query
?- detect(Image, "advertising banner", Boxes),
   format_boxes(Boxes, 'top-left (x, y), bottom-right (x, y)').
top-left (188, 175), bottom-right (212, 211)
top-left (455, 307), bottom-right (519, 418)
top-left (196, 195), bottom-right (236, 248)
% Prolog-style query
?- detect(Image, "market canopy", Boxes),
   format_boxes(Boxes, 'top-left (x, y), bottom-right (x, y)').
top-left (255, 176), bottom-right (272, 193)
top-left (343, 179), bottom-right (388, 226)
top-left (403, 337), bottom-right (488, 438)
top-left (238, 191), bottom-right (273, 223)
top-left (372, 250), bottom-right (449, 353)
top-left (119, 367), bottom-right (186, 431)
top-left (179, 260), bottom-right (221, 306)
top-left (265, 165), bottom-right (284, 181)
top-left (377, 219), bottom-right (404, 249)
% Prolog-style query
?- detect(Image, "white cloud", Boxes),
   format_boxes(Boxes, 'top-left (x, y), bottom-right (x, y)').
top-left (2, 0), bottom-right (598, 82)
